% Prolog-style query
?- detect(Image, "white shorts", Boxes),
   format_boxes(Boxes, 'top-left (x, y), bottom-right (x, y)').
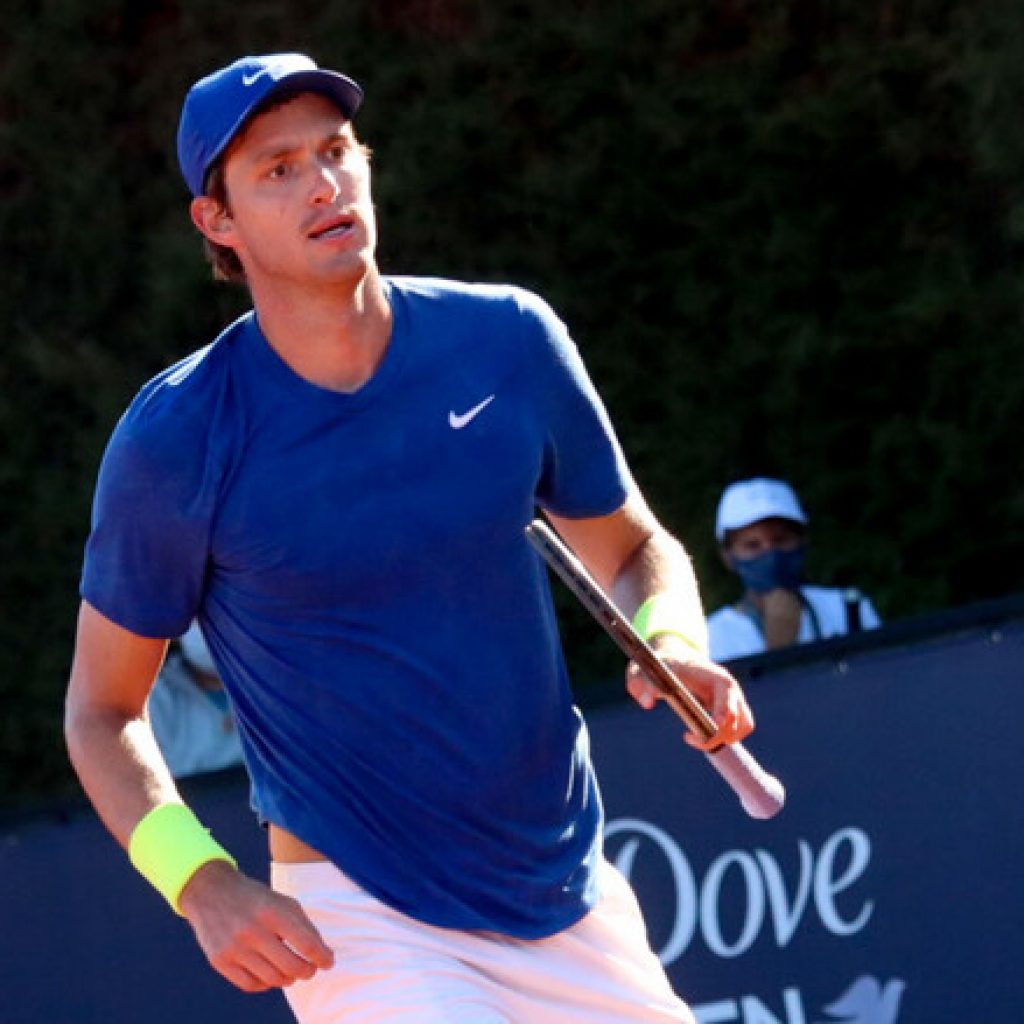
top-left (271, 858), bottom-right (695, 1023)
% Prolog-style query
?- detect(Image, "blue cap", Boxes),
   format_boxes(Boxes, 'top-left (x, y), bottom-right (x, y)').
top-left (176, 53), bottom-right (363, 196)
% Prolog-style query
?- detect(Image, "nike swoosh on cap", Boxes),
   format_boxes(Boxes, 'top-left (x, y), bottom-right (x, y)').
top-left (448, 395), bottom-right (495, 430)
top-left (242, 69), bottom-right (274, 87)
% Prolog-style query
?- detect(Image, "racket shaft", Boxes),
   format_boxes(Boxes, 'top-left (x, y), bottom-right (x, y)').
top-left (526, 518), bottom-right (785, 819)
top-left (526, 521), bottom-right (715, 738)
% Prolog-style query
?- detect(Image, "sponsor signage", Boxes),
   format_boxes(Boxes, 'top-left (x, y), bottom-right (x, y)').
top-left (590, 609), bottom-right (1024, 1023)
top-left (2, 604), bottom-right (1021, 1022)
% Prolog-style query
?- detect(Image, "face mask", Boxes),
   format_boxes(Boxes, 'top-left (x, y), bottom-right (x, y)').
top-left (729, 546), bottom-right (806, 595)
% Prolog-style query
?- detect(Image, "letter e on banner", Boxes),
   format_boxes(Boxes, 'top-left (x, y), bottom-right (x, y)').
top-left (814, 827), bottom-right (874, 936)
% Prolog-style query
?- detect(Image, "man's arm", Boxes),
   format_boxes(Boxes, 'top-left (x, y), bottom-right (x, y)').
top-left (547, 491), bottom-right (754, 749)
top-left (64, 601), bottom-right (333, 992)
top-left (65, 602), bottom-right (178, 837)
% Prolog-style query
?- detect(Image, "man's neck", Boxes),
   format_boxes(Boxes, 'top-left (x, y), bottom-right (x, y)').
top-left (251, 268), bottom-right (393, 393)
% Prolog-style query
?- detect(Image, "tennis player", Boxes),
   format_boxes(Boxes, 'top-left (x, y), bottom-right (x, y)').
top-left (65, 53), bottom-right (755, 1023)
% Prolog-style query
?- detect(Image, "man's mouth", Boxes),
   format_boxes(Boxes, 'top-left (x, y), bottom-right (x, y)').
top-left (308, 214), bottom-right (356, 240)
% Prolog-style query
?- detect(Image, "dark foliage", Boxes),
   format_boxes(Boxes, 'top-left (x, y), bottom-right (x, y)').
top-left (3, 0), bottom-right (1022, 804)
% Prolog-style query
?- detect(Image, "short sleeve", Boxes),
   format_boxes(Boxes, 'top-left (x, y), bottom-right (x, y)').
top-left (81, 366), bottom-right (225, 638)
top-left (514, 290), bottom-right (632, 517)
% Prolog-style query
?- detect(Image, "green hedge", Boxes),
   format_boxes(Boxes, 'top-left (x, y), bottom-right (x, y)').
top-left (3, 0), bottom-right (1023, 804)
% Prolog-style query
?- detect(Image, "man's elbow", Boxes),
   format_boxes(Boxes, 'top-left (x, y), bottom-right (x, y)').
top-left (63, 686), bottom-right (136, 771)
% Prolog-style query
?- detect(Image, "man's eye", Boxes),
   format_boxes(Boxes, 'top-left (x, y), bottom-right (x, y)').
top-left (268, 163), bottom-right (289, 179)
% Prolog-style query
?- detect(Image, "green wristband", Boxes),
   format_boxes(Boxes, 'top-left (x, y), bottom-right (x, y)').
top-left (632, 593), bottom-right (708, 656)
top-left (129, 803), bottom-right (237, 914)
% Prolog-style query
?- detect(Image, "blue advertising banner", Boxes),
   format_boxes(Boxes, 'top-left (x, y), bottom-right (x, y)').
top-left (0, 773), bottom-right (289, 1023)
top-left (593, 605), bottom-right (1024, 1024)
top-left (2, 598), bottom-right (1021, 1023)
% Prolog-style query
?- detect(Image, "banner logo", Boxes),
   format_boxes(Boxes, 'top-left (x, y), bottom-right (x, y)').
top-left (605, 819), bottom-right (905, 1023)
top-left (815, 976), bottom-right (905, 1024)
top-left (605, 818), bottom-right (874, 963)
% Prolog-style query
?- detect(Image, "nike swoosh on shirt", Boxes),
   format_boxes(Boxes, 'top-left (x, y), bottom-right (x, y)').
top-left (448, 395), bottom-right (496, 430)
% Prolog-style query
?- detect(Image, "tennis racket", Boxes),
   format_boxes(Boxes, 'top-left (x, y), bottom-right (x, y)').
top-left (526, 518), bottom-right (785, 819)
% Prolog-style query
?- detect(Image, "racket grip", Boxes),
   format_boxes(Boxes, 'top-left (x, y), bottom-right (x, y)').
top-left (705, 743), bottom-right (786, 819)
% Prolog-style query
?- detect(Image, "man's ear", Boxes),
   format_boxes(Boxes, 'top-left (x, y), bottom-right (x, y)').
top-left (190, 196), bottom-right (236, 245)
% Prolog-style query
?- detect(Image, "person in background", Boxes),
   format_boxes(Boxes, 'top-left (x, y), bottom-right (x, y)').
top-left (147, 621), bottom-right (245, 778)
top-left (706, 478), bottom-right (881, 662)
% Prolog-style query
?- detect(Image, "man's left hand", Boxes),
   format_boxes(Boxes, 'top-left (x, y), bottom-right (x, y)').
top-left (626, 634), bottom-right (755, 750)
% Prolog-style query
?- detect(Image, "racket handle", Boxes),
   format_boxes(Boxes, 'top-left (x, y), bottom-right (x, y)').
top-left (705, 742), bottom-right (786, 819)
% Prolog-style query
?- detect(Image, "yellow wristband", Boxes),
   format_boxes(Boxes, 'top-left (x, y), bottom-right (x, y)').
top-left (128, 803), bottom-right (237, 914)
top-left (632, 593), bottom-right (709, 657)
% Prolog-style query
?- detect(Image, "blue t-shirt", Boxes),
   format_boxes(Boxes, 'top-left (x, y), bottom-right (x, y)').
top-left (82, 277), bottom-right (632, 938)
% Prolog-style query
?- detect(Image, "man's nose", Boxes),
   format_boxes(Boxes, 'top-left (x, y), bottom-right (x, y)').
top-left (311, 163), bottom-right (342, 203)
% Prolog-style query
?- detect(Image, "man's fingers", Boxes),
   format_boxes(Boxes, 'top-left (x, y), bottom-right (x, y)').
top-left (698, 671), bottom-right (754, 747)
top-left (243, 898), bottom-right (334, 985)
top-left (185, 872), bottom-right (335, 993)
top-left (248, 935), bottom-right (319, 985)
top-left (628, 651), bottom-right (755, 749)
top-left (276, 901), bottom-right (335, 970)
top-left (216, 923), bottom-right (324, 992)
top-left (215, 958), bottom-right (273, 993)
top-left (252, 920), bottom-right (334, 983)
top-left (712, 677), bottom-right (741, 731)
top-left (625, 663), bottom-right (658, 710)
top-left (683, 729), bottom-right (715, 751)
top-left (233, 945), bottom-right (309, 990)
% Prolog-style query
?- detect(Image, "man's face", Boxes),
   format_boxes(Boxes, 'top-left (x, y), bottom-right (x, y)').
top-left (723, 518), bottom-right (805, 562)
top-left (199, 92), bottom-right (376, 290)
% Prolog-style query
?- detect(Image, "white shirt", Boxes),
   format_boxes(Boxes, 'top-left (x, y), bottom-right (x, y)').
top-left (707, 585), bottom-right (881, 663)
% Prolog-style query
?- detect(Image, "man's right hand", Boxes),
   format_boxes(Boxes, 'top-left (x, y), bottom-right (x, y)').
top-left (178, 860), bottom-right (334, 992)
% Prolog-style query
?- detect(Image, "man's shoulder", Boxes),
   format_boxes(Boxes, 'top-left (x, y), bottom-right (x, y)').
top-left (386, 275), bottom-right (546, 314)
top-left (121, 314), bottom-right (252, 439)
top-left (102, 313), bottom-right (254, 486)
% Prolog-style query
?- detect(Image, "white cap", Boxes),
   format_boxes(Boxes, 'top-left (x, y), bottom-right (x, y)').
top-left (179, 621), bottom-right (217, 676)
top-left (715, 478), bottom-right (808, 543)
